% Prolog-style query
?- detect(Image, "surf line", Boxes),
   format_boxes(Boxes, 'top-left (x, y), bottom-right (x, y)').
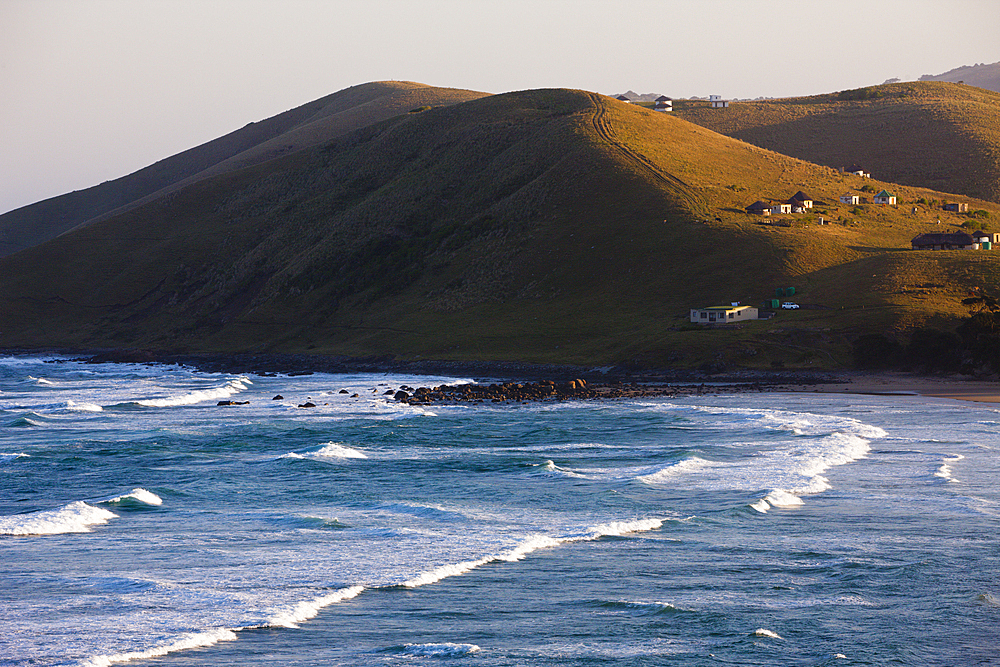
top-left (80, 518), bottom-right (665, 666)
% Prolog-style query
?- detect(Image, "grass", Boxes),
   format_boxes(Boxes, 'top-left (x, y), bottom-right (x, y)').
top-left (1, 87), bottom-right (999, 371)
top-left (675, 81), bottom-right (1000, 204)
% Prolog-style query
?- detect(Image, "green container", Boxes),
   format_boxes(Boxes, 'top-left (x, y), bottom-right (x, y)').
top-left (984, 241), bottom-right (992, 250)
top-left (767, 299), bottom-right (780, 309)
top-left (786, 287), bottom-right (796, 296)
top-left (775, 288), bottom-right (785, 297)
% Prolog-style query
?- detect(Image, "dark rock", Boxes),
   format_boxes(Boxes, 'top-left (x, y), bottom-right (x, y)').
top-left (339, 389), bottom-right (349, 394)
top-left (298, 402), bottom-right (316, 408)
top-left (272, 395), bottom-right (283, 400)
top-left (217, 400), bottom-right (249, 406)
top-left (394, 390), bottom-right (410, 401)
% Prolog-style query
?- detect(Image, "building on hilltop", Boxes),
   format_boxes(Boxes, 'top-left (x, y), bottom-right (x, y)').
top-left (944, 202), bottom-right (969, 212)
top-left (709, 95), bottom-right (730, 108)
top-left (616, 94), bottom-right (632, 103)
top-left (654, 95), bottom-right (673, 112)
top-left (911, 232), bottom-right (975, 250)
top-left (771, 202), bottom-right (792, 215)
top-left (745, 200), bottom-right (771, 215)
top-left (690, 305), bottom-right (759, 324)
top-left (840, 193), bottom-right (860, 205)
top-left (843, 165), bottom-right (871, 178)
top-left (873, 190), bottom-right (897, 205)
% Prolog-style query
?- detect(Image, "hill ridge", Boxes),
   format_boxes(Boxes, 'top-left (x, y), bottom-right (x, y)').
top-left (0, 81), bottom-right (488, 256)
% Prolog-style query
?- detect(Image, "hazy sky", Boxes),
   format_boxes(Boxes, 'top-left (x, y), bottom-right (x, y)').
top-left (3, 0), bottom-right (999, 215)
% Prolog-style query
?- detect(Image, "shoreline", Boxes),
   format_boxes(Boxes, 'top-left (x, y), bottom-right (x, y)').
top-left (7, 348), bottom-right (999, 405)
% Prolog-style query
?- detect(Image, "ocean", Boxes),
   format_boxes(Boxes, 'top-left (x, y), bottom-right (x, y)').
top-left (2, 355), bottom-right (999, 666)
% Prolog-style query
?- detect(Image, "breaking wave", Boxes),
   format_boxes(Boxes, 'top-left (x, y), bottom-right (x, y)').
top-left (401, 518), bottom-right (663, 588)
top-left (135, 378), bottom-right (250, 407)
top-left (0, 501), bottom-right (118, 536)
top-left (281, 442), bottom-right (368, 461)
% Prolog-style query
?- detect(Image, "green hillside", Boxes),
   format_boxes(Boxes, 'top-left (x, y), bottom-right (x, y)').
top-left (2, 87), bottom-right (999, 371)
top-left (676, 82), bottom-right (1000, 204)
top-left (0, 81), bottom-right (487, 256)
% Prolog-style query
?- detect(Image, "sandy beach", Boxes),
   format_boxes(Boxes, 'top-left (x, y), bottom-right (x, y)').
top-left (783, 373), bottom-right (1000, 404)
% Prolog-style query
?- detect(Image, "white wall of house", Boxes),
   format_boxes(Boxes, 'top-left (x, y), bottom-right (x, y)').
top-left (690, 306), bottom-right (759, 324)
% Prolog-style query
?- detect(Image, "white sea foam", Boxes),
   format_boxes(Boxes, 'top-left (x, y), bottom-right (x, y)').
top-left (79, 627), bottom-right (238, 667)
top-left (402, 643), bottom-right (480, 657)
top-left (935, 454), bottom-right (964, 482)
top-left (265, 585), bottom-right (364, 628)
top-left (753, 628), bottom-right (782, 639)
top-left (402, 519), bottom-right (662, 587)
top-left (94, 488), bottom-right (163, 506)
top-left (282, 442), bottom-right (368, 461)
top-left (29, 376), bottom-right (55, 386)
top-left (136, 378), bottom-right (250, 407)
top-left (636, 457), bottom-right (714, 483)
top-left (0, 452), bottom-right (29, 463)
top-left (65, 400), bottom-right (104, 412)
top-left (0, 501), bottom-right (118, 536)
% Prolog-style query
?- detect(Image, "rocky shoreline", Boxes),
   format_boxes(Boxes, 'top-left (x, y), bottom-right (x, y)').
top-left (390, 377), bottom-right (769, 406)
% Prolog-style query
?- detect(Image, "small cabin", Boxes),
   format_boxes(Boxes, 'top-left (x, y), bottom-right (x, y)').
top-left (873, 190), bottom-right (897, 205)
top-left (690, 305), bottom-right (759, 324)
top-left (845, 165), bottom-right (871, 178)
top-left (973, 231), bottom-right (999, 245)
top-left (771, 202), bottom-right (792, 215)
top-left (944, 202), bottom-right (969, 213)
top-left (654, 95), bottom-right (673, 112)
top-left (789, 191), bottom-right (814, 209)
top-left (709, 94), bottom-right (730, 108)
top-left (911, 232), bottom-right (975, 250)
top-left (745, 200), bottom-right (771, 215)
top-left (840, 193), bottom-right (860, 205)
top-left (616, 94), bottom-right (632, 103)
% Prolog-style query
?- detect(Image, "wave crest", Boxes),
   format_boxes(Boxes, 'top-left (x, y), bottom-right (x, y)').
top-left (0, 501), bottom-right (118, 536)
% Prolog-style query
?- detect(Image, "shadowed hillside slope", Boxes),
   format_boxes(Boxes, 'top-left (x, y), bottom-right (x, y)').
top-left (2, 87), bottom-right (999, 370)
top-left (676, 82), bottom-right (1000, 204)
top-left (0, 81), bottom-right (487, 256)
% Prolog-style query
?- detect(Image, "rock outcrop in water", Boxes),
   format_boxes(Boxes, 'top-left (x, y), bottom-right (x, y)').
top-left (393, 379), bottom-right (764, 405)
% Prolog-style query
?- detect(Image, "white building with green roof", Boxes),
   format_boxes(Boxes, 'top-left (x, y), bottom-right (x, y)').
top-left (873, 190), bottom-right (897, 205)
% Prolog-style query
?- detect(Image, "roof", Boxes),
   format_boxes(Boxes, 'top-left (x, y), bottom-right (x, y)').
top-left (655, 95), bottom-right (672, 101)
top-left (616, 95), bottom-right (631, 101)
top-left (875, 190), bottom-right (895, 198)
top-left (912, 232), bottom-right (974, 246)
top-left (745, 200), bottom-right (770, 211)
top-left (841, 192), bottom-right (858, 197)
top-left (790, 191), bottom-right (813, 202)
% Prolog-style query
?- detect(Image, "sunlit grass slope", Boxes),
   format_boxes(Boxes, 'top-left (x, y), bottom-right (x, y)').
top-left (0, 81), bottom-right (487, 256)
top-left (1, 87), bottom-right (999, 370)
top-left (676, 82), bottom-right (1000, 204)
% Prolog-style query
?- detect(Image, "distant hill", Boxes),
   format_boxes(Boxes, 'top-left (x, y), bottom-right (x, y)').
top-left (0, 81), bottom-right (487, 256)
top-left (920, 61), bottom-right (1000, 94)
top-left (1, 85), bottom-right (998, 370)
top-left (674, 81), bottom-right (1000, 204)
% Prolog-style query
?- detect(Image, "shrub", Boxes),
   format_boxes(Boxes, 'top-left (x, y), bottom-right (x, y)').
top-left (852, 334), bottom-right (901, 369)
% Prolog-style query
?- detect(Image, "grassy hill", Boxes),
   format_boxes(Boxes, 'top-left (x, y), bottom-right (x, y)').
top-left (675, 82), bottom-right (1000, 204)
top-left (920, 61), bottom-right (1000, 94)
top-left (0, 81), bottom-right (487, 256)
top-left (2, 86), bottom-right (999, 371)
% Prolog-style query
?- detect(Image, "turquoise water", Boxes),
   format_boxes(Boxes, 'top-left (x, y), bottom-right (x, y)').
top-left (2, 356), bottom-right (999, 666)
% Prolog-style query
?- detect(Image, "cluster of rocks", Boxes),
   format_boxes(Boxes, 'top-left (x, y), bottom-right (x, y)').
top-left (393, 379), bottom-right (765, 405)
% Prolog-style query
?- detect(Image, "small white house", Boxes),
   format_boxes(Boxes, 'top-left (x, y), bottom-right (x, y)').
top-left (709, 94), bottom-right (730, 108)
top-left (690, 305), bottom-right (759, 324)
top-left (654, 95), bottom-right (673, 112)
top-left (616, 94), bottom-right (632, 103)
top-left (771, 202), bottom-right (792, 215)
top-left (840, 193), bottom-right (860, 205)
top-left (873, 190), bottom-right (897, 205)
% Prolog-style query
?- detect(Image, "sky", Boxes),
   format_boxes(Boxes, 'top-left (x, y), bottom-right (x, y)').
top-left (3, 0), bottom-right (999, 216)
